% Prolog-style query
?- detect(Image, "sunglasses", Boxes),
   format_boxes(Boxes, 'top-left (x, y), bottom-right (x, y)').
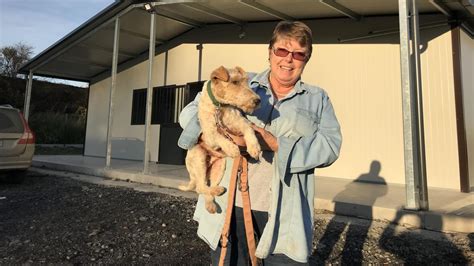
top-left (272, 47), bottom-right (307, 61)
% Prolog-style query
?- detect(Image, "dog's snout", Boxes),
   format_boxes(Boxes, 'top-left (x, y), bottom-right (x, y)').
top-left (254, 98), bottom-right (261, 106)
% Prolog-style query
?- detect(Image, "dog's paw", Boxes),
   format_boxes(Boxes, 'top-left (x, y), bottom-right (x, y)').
top-left (210, 186), bottom-right (226, 196)
top-left (222, 143), bottom-right (240, 158)
top-left (205, 201), bottom-right (218, 214)
top-left (247, 143), bottom-right (261, 160)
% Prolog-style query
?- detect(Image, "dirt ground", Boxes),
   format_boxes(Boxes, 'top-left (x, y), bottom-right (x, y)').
top-left (0, 170), bottom-right (472, 265)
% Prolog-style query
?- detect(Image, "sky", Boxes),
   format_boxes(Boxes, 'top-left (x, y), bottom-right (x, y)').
top-left (0, 0), bottom-right (114, 86)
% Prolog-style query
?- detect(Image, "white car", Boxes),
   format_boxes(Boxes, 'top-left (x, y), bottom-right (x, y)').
top-left (0, 105), bottom-right (35, 182)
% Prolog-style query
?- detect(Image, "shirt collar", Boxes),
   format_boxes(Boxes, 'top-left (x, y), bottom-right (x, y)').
top-left (250, 68), bottom-right (306, 94)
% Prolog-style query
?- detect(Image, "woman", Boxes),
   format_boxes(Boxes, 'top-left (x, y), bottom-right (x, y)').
top-left (178, 21), bottom-right (342, 265)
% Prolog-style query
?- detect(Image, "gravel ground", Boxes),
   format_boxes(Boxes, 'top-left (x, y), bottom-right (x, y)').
top-left (0, 170), bottom-right (472, 265)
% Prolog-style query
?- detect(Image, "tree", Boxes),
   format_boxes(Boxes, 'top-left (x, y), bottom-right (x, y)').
top-left (0, 42), bottom-right (33, 78)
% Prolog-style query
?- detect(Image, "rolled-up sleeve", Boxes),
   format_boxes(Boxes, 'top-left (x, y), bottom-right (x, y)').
top-left (179, 92), bottom-right (201, 129)
top-left (177, 93), bottom-right (202, 150)
top-left (278, 94), bottom-right (342, 175)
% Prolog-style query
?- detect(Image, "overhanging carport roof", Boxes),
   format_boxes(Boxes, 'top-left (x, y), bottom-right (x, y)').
top-left (19, 0), bottom-right (474, 83)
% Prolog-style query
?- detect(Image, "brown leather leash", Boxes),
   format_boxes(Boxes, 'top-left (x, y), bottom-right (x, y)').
top-left (211, 101), bottom-right (277, 265)
top-left (218, 155), bottom-right (257, 266)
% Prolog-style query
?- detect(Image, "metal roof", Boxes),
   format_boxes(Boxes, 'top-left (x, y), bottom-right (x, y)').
top-left (19, 0), bottom-right (474, 83)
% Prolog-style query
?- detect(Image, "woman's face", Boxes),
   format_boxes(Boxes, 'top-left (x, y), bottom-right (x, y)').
top-left (269, 37), bottom-right (308, 89)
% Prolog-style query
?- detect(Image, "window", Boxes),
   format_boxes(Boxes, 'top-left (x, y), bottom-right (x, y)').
top-left (0, 108), bottom-right (24, 133)
top-left (152, 85), bottom-right (177, 125)
top-left (131, 89), bottom-right (146, 125)
top-left (130, 82), bottom-right (205, 126)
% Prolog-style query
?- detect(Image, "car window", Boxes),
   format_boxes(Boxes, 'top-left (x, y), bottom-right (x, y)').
top-left (0, 109), bottom-right (24, 133)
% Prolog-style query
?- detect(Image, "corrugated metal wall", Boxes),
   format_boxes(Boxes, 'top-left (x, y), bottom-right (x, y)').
top-left (419, 29), bottom-right (460, 189)
top-left (85, 28), bottom-right (463, 189)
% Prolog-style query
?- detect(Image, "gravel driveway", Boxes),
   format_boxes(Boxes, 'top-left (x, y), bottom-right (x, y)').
top-left (0, 170), bottom-right (472, 265)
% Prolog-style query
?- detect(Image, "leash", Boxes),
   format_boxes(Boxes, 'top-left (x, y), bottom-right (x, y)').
top-left (218, 155), bottom-right (257, 266)
top-left (207, 79), bottom-right (277, 265)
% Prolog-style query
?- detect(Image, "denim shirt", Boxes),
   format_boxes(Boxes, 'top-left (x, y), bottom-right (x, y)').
top-left (177, 69), bottom-right (342, 263)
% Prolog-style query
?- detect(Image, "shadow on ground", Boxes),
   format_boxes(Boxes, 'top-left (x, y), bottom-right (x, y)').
top-left (309, 161), bottom-right (470, 265)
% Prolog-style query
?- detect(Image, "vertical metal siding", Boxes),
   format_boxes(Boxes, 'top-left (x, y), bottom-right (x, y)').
top-left (420, 29), bottom-right (460, 189)
top-left (85, 39), bottom-right (462, 189)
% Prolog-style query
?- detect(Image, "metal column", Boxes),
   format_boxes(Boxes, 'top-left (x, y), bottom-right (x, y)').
top-left (105, 18), bottom-right (120, 169)
top-left (164, 51), bottom-right (168, 85)
top-left (398, 0), bottom-right (429, 210)
top-left (143, 12), bottom-right (156, 173)
top-left (197, 43), bottom-right (203, 81)
top-left (23, 71), bottom-right (33, 121)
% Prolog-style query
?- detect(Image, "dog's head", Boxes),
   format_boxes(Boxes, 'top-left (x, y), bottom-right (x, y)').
top-left (210, 66), bottom-right (260, 113)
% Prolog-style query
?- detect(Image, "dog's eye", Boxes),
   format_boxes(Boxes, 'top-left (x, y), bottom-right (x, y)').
top-left (232, 81), bottom-right (239, 85)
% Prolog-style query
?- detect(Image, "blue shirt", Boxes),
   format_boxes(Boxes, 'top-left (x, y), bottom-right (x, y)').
top-left (177, 69), bottom-right (342, 263)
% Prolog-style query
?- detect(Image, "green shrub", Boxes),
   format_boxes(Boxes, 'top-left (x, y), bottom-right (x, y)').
top-left (29, 112), bottom-right (85, 144)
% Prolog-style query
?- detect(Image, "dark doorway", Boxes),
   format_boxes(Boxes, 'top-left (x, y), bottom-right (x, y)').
top-left (157, 81), bottom-right (204, 165)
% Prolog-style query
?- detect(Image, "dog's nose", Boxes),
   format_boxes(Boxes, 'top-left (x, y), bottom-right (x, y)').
top-left (254, 98), bottom-right (261, 105)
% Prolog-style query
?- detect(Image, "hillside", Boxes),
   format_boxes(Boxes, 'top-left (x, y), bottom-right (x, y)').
top-left (0, 76), bottom-right (88, 114)
top-left (0, 76), bottom-right (89, 144)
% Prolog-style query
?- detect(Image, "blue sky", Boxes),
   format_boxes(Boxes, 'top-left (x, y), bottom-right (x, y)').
top-left (0, 0), bottom-right (114, 86)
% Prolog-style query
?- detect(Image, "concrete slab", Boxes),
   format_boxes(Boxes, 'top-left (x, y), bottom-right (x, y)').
top-left (33, 155), bottom-right (473, 233)
top-left (33, 155), bottom-right (188, 188)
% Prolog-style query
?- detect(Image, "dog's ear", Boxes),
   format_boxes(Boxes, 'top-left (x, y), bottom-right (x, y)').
top-left (211, 66), bottom-right (229, 83)
top-left (235, 66), bottom-right (246, 77)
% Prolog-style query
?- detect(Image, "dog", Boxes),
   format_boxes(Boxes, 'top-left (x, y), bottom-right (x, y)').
top-left (179, 66), bottom-right (261, 213)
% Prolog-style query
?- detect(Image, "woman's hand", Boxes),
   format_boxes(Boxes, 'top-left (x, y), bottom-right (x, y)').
top-left (251, 124), bottom-right (278, 152)
top-left (216, 124), bottom-right (278, 153)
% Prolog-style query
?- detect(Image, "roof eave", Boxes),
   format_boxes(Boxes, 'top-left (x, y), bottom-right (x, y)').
top-left (18, 0), bottom-right (134, 76)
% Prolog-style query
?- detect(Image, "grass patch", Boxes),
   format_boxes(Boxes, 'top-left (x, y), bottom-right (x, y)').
top-left (29, 112), bottom-right (85, 144)
top-left (35, 146), bottom-right (83, 155)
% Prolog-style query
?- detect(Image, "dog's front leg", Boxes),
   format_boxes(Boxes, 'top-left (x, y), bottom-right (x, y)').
top-left (201, 120), bottom-right (240, 158)
top-left (241, 122), bottom-right (261, 159)
top-left (223, 113), bottom-right (261, 159)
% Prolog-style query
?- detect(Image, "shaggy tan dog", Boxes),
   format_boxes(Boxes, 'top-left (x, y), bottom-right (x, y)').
top-left (179, 66), bottom-right (261, 213)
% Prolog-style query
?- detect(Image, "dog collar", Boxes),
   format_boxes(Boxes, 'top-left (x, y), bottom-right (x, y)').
top-left (207, 80), bottom-right (221, 107)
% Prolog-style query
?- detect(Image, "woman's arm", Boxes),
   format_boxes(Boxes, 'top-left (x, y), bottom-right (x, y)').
top-left (179, 92), bottom-right (201, 129)
top-left (278, 93), bottom-right (342, 175)
top-left (177, 93), bottom-right (202, 150)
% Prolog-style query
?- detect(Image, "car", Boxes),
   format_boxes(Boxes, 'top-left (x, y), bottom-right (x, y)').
top-left (0, 104), bottom-right (35, 182)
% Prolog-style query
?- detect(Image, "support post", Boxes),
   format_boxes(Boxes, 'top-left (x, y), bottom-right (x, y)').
top-left (164, 51), bottom-right (168, 85)
top-left (398, 0), bottom-right (429, 210)
top-left (143, 12), bottom-right (156, 174)
top-left (23, 71), bottom-right (33, 121)
top-left (105, 18), bottom-right (120, 169)
top-left (197, 43), bottom-right (203, 81)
